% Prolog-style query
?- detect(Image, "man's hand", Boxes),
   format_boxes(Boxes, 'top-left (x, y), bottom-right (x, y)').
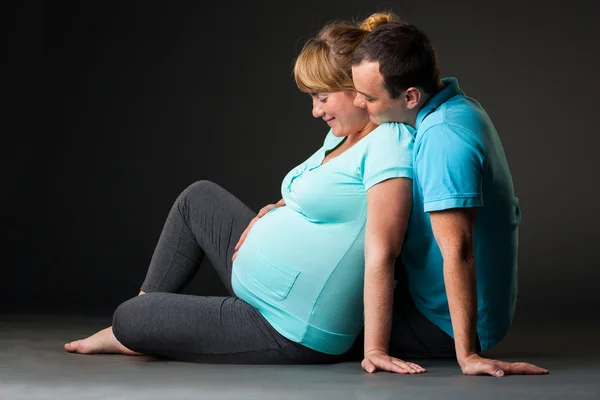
top-left (232, 203), bottom-right (283, 262)
top-left (361, 350), bottom-right (426, 375)
top-left (459, 353), bottom-right (549, 377)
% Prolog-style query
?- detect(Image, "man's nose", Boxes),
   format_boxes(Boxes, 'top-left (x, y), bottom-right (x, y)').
top-left (353, 93), bottom-right (366, 108)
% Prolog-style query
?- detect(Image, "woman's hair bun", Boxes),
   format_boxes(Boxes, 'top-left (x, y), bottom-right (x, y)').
top-left (359, 12), bottom-right (398, 32)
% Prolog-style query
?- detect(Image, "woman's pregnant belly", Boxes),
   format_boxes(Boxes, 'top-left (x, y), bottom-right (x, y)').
top-left (231, 206), bottom-right (365, 323)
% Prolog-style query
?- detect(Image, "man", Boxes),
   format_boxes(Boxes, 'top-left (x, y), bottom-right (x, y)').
top-left (350, 18), bottom-right (548, 377)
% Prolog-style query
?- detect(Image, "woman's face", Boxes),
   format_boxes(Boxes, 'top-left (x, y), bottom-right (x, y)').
top-left (310, 91), bottom-right (376, 137)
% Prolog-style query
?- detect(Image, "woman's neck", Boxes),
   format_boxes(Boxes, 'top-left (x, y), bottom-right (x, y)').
top-left (346, 121), bottom-right (378, 146)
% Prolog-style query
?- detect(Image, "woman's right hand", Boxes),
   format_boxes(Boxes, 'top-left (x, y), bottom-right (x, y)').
top-left (232, 202), bottom-right (284, 262)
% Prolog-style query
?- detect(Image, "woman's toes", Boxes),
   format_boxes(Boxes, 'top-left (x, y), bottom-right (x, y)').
top-left (75, 339), bottom-right (94, 354)
top-left (64, 327), bottom-right (141, 355)
top-left (64, 340), bottom-right (79, 352)
top-left (64, 339), bottom-right (93, 354)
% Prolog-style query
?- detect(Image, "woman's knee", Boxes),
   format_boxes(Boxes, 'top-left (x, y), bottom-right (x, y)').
top-left (182, 180), bottom-right (221, 200)
top-left (177, 180), bottom-right (222, 209)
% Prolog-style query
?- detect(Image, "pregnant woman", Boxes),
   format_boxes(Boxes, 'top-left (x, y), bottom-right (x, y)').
top-left (64, 12), bottom-right (424, 375)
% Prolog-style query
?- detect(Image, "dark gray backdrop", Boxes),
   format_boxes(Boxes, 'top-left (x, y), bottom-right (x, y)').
top-left (6, 0), bottom-right (599, 325)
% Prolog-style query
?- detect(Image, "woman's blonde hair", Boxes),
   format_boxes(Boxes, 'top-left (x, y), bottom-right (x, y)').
top-left (293, 12), bottom-right (397, 93)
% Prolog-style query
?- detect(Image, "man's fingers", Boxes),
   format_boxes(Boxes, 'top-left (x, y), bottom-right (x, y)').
top-left (462, 356), bottom-right (548, 377)
top-left (385, 360), bottom-right (410, 374)
top-left (523, 363), bottom-right (549, 375)
top-left (391, 359), bottom-right (413, 373)
top-left (369, 358), bottom-right (407, 374)
top-left (232, 251), bottom-right (237, 262)
top-left (485, 362), bottom-right (504, 377)
top-left (463, 361), bottom-right (504, 377)
top-left (497, 361), bottom-right (549, 375)
top-left (362, 355), bottom-right (427, 375)
top-left (407, 362), bottom-right (426, 373)
top-left (391, 359), bottom-right (424, 374)
top-left (362, 359), bottom-right (377, 374)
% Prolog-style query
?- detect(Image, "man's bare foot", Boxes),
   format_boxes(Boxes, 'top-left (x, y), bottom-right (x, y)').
top-left (64, 326), bottom-right (142, 355)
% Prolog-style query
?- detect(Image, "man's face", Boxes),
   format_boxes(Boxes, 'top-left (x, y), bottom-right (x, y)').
top-left (351, 61), bottom-right (409, 125)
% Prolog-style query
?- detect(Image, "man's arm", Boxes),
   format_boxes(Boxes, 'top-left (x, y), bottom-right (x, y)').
top-left (429, 208), bottom-right (478, 362)
top-left (430, 208), bottom-right (549, 376)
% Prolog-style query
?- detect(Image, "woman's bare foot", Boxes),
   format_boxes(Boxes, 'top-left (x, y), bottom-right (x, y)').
top-left (64, 326), bottom-right (142, 355)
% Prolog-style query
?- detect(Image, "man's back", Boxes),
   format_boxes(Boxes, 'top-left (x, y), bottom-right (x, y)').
top-left (402, 77), bottom-right (519, 351)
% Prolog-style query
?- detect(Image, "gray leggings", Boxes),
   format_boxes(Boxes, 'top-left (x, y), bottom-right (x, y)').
top-left (111, 180), bottom-right (341, 364)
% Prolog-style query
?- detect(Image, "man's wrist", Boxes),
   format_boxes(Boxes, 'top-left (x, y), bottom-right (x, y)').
top-left (364, 348), bottom-right (388, 358)
top-left (456, 351), bottom-right (478, 366)
top-left (455, 338), bottom-right (478, 362)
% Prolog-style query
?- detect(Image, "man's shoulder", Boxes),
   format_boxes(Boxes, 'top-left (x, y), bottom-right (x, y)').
top-left (422, 95), bottom-right (485, 129)
top-left (416, 95), bottom-right (493, 149)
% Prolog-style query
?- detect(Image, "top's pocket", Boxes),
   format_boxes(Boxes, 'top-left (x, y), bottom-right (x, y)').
top-left (246, 254), bottom-right (300, 301)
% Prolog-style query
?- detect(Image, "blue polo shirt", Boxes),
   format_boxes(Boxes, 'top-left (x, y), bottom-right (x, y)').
top-left (402, 77), bottom-right (519, 351)
top-left (231, 122), bottom-right (414, 355)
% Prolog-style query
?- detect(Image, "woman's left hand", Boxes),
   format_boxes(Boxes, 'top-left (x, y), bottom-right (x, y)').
top-left (232, 203), bottom-right (284, 263)
top-left (361, 350), bottom-right (427, 374)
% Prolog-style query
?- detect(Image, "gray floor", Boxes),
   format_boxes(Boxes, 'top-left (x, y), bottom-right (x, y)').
top-left (1, 315), bottom-right (599, 400)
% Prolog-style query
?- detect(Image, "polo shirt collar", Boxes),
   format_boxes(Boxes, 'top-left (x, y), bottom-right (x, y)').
top-left (415, 77), bottom-right (462, 129)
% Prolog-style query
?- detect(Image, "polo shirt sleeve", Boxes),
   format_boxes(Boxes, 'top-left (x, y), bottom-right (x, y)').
top-left (360, 122), bottom-right (414, 191)
top-left (416, 123), bottom-right (486, 212)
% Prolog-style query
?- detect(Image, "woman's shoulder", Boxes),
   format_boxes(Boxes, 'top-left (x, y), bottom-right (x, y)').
top-left (370, 122), bottom-right (415, 140)
top-left (362, 123), bottom-right (415, 153)
top-left (358, 122), bottom-right (414, 185)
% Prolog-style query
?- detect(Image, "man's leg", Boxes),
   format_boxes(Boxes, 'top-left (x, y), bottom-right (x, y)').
top-left (386, 277), bottom-right (457, 359)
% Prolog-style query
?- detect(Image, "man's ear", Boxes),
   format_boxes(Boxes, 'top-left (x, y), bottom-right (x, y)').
top-left (404, 87), bottom-right (422, 110)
